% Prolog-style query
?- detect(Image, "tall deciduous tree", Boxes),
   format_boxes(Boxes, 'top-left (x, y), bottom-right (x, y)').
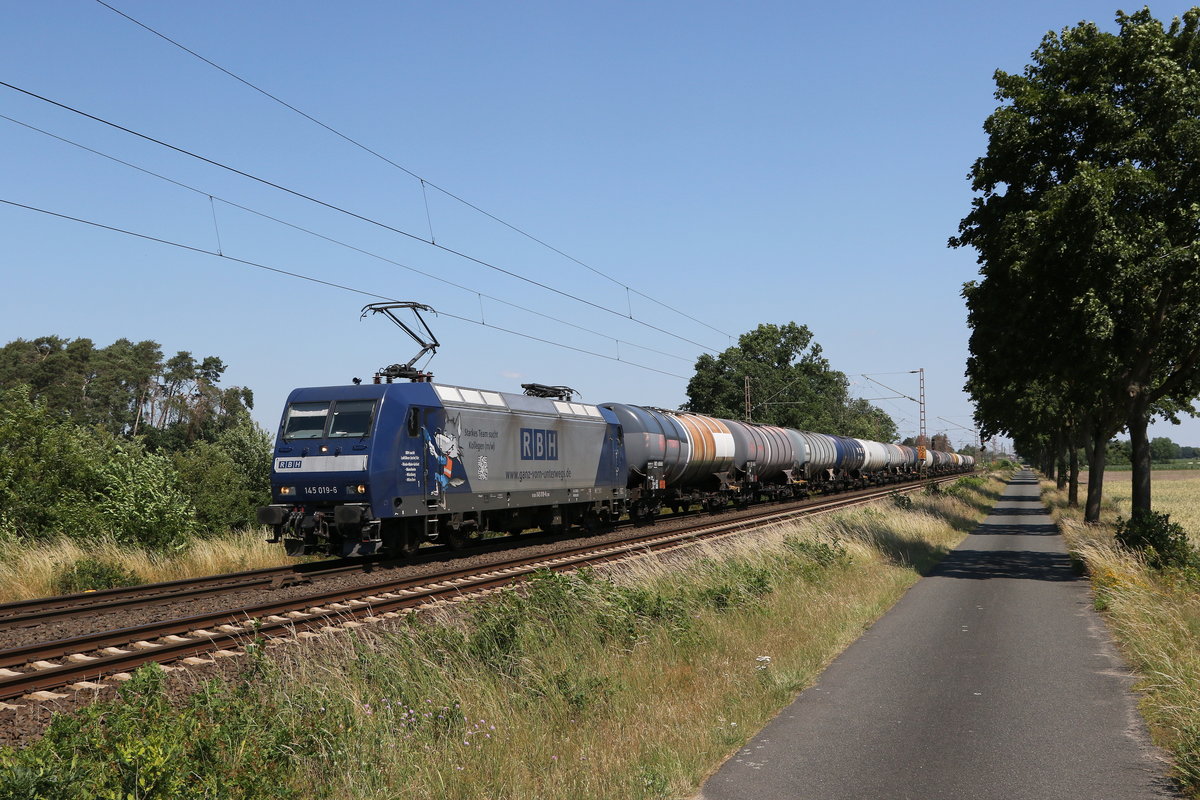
top-left (684, 322), bottom-right (898, 441)
top-left (953, 8), bottom-right (1200, 518)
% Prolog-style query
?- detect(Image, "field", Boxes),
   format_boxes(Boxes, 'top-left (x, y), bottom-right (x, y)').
top-left (1102, 469), bottom-right (1200, 545)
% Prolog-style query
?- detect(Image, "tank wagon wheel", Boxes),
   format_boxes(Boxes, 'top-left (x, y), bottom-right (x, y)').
top-left (630, 501), bottom-right (656, 526)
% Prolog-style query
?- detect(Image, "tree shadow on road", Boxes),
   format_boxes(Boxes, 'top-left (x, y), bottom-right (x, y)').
top-left (930, 541), bottom-right (1079, 582)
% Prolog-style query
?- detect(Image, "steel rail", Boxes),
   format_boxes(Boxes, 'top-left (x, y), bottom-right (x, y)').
top-left (0, 556), bottom-right (403, 631)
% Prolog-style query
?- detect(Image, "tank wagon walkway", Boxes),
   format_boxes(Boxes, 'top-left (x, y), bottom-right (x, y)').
top-left (698, 469), bottom-right (1175, 800)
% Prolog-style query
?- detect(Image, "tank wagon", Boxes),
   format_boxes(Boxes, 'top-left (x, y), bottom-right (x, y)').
top-left (258, 381), bottom-right (976, 558)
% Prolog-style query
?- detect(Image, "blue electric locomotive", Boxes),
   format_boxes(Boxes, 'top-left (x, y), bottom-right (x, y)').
top-left (257, 380), bottom-right (628, 557)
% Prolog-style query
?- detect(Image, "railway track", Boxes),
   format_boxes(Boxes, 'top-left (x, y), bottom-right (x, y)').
top-left (0, 475), bottom-right (963, 707)
top-left (0, 556), bottom-right (393, 633)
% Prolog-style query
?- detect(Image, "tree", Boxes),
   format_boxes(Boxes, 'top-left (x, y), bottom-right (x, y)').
top-left (953, 9), bottom-right (1200, 519)
top-left (0, 386), bottom-right (196, 545)
top-left (684, 323), bottom-right (898, 440)
top-left (1149, 436), bottom-right (1182, 463)
top-left (0, 336), bottom-right (253, 447)
top-left (1107, 439), bottom-right (1133, 465)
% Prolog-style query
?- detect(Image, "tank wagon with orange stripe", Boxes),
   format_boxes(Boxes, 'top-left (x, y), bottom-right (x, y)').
top-left (259, 381), bottom-right (975, 557)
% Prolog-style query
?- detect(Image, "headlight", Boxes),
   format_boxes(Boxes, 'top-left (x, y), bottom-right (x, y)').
top-left (346, 484), bottom-right (368, 495)
top-left (279, 486), bottom-right (296, 496)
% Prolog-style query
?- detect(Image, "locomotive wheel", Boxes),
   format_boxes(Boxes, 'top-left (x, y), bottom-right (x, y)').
top-left (399, 531), bottom-right (420, 557)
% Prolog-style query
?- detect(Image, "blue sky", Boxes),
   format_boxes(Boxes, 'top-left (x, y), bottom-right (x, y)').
top-left (3, 1), bottom-right (1198, 451)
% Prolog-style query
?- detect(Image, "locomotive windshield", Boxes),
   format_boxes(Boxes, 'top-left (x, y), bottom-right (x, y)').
top-left (328, 399), bottom-right (376, 438)
top-left (283, 402), bottom-right (329, 439)
top-left (282, 399), bottom-right (378, 440)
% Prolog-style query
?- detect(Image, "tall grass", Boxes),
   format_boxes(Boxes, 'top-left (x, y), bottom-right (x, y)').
top-left (1046, 475), bottom-right (1200, 795)
top-left (0, 475), bottom-right (1004, 799)
top-left (0, 529), bottom-right (291, 603)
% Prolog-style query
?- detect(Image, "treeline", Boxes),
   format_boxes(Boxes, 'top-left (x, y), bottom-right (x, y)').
top-left (0, 337), bottom-right (271, 549)
top-left (1107, 438), bottom-right (1199, 465)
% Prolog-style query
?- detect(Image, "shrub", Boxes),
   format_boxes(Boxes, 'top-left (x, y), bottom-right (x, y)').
top-left (1114, 511), bottom-right (1195, 570)
top-left (52, 557), bottom-right (141, 594)
top-left (94, 442), bottom-right (196, 550)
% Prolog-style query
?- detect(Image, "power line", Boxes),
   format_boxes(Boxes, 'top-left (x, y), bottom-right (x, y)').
top-left (93, 0), bottom-right (734, 342)
top-left (0, 112), bottom-right (694, 365)
top-left (0, 78), bottom-right (720, 355)
top-left (0, 197), bottom-right (690, 380)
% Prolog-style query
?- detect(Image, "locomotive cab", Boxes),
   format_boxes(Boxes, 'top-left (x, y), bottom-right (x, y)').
top-left (256, 383), bottom-right (437, 557)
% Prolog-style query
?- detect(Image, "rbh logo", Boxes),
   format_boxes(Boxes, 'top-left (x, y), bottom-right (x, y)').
top-left (520, 428), bottom-right (558, 460)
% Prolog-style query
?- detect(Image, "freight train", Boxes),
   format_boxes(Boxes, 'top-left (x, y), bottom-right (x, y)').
top-left (256, 379), bottom-right (975, 558)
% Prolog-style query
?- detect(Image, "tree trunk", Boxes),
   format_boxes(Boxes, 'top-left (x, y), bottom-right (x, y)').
top-left (1068, 444), bottom-right (1079, 507)
top-left (1083, 426), bottom-right (1106, 524)
top-left (1127, 410), bottom-right (1152, 518)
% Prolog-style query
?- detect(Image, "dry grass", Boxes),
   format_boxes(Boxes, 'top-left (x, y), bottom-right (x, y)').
top-left (233, 477), bottom-right (1001, 799)
top-left (1046, 477), bottom-right (1200, 794)
top-left (0, 529), bottom-right (291, 603)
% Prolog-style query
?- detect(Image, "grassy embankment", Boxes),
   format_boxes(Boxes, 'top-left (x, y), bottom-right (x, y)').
top-left (0, 475), bottom-right (1004, 800)
top-left (0, 530), bottom-right (292, 604)
top-left (1045, 470), bottom-right (1200, 796)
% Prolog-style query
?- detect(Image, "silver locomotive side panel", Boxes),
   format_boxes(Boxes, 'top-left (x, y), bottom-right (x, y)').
top-left (433, 385), bottom-right (615, 495)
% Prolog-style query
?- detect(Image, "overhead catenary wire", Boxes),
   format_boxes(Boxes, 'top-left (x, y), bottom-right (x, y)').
top-left (0, 79), bottom-right (720, 355)
top-left (0, 112), bottom-right (693, 365)
top-left (0, 197), bottom-right (690, 380)
top-left (92, 0), bottom-right (734, 342)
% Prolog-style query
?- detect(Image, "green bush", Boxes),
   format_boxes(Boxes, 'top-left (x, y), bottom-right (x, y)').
top-left (93, 442), bottom-right (197, 550)
top-left (0, 663), bottom-right (299, 800)
top-left (52, 557), bottom-right (141, 594)
top-left (1115, 511), bottom-right (1195, 570)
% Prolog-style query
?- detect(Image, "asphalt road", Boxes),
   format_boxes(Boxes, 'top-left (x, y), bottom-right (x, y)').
top-left (698, 470), bottom-right (1176, 799)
